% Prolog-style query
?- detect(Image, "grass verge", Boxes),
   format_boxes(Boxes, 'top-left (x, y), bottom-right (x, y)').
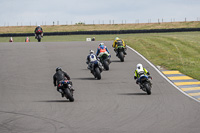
top-left (1, 21), bottom-right (200, 33)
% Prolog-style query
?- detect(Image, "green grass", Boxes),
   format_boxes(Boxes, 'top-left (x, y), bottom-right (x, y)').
top-left (1, 21), bottom-right (200, 33)
top-left (126, 32), bottom-right (200, 80)
top-left (1, 32), bottom-right (200, 80)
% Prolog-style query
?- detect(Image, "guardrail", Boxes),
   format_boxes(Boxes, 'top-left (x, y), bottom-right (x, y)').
top-left (0, 28), bottom-right (200, 37)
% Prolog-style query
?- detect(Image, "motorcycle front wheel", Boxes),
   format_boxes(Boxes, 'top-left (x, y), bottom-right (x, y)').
top-left (37, 35), bottom-right (41, 42)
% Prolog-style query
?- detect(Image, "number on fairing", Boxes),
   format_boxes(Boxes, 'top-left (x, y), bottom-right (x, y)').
top-left (90, 54), bottom-right (96, 62)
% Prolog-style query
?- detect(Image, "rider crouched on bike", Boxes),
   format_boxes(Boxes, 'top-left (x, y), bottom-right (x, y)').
top-left (96, 43), bottom-right (111, 63)
top-left (86, 50), bottom-right (101, 70)
top-left (134, 64), bottom-right (151, 86)
top-left (34, 25), bottom-right (43, 38)
top-left (53, 67), bottom-right (74, 97)
top-left (112, 37), bottom-right (127, 55)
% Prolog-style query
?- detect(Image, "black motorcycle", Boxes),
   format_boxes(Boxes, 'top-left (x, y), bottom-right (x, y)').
top-left (98, 53), bottom-right (111, 71)
top-left (115, 42), bottom-right (126, 62)
top-left (90, 60), bottom-right (103, 80)
top-left (36, 34), bottom-right (42, 42)
top-left (58, 80), bottom-right (74, 102)
top-left (35, 29), bottom-right (43, 42)
top-left (138, 75), bottom-right (152, 95)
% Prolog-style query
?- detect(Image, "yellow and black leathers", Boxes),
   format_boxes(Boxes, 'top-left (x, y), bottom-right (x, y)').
top-left (134, 68), bottom-right (149, 80)
top-left (112, 39), bottom-right (126, 50)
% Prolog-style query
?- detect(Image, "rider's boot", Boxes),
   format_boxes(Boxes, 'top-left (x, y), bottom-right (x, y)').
top-left (71, 88), bottom-right (75, 91)
top-left (58, 89), bottom-right (64, 97)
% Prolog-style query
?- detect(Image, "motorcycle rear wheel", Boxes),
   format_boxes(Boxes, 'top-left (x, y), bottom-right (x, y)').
top-left (144, 83), bottom-right (151, 95)
top-left (103, 60), bottom-right (109, 70)
top-left (95, 67), bottom-right (101, 80)
top-left (118, 51), bottom-right (124, 62)
top-left (64, 88), bottom-right (74, 102)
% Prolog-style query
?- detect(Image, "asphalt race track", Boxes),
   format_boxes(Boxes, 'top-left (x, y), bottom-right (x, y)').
top-left (0, 41), bottom-right (200, 133)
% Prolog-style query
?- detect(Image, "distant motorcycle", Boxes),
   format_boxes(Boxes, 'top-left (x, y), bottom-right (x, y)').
top-left (138, 75), bottom-right (152, 95)
top-left (98, 52), bottom-right (111, 71)
top-left (116, 43), bottom-right (126, 62)
top-left (90, 60), bottom-right (103, 80)
top-left (36, 34), bottom-right (42, 42)
top-left (35, 29), bottom-right (43, 42)
top-left (58, 80), bottom-right (74, 102)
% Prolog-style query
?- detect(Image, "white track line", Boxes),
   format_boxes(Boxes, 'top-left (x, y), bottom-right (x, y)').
top-left (127, 45), bottom-right (200, 103)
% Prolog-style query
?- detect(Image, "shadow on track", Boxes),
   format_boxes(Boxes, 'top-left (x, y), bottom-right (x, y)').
top-left (35, 100), bottom-right (70, 103)
top-left (72, 77), bottom-right (96, 80)
top-left (81, 68), bottom-right (88, 70)
top-left (111, 60), bottom-right (121, 63)
top-left (118, 93), bottom-right (147, 95)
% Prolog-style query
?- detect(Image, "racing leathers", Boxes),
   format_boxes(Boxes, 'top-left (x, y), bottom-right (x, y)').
top-left (53, 70), bottom-right (73, 97)
top-left (96, 45), bottom-right (110, 56)
top-left (86, 53), bottom-right (98, 70)
top-left (134, 67), bottom-right (150, 85)
top-left (34, 26), bottom-right (43, 38)
top-left (113, 39), bottom-right (127, 55)
top-left (96, 45), bottom-right (111, 63)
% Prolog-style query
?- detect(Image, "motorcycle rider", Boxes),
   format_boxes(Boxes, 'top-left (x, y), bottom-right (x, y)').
top-left (112, 37), bottom-right (127, 55)
top-left (96, 43), bottom-right (110, 56)
top-left (34, 25), bottom-right (43, 38)
top-left (53, 67), bottom-right (74, 97)
top-left (86, 50), bottom-right (98, 70)
top-left (134, 64), bottom-right (151, 86)
top-left (96, 43), bottom-right (111, 63)
top-left (9, 37), bottom-right (13, 42)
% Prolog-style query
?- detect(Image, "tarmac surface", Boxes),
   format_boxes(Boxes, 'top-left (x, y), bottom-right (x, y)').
top-left (0, 41), bottom-right (200, 133)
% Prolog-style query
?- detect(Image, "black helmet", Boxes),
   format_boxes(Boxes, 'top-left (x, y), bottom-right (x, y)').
top-left (56, 67), bottom-right (62, 72)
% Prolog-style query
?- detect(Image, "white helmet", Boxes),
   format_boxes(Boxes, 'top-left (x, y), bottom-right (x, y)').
top-left (38, 25), bottom-right (40, 27)
top-left (99, 42), bottom-right (104, 46)
top-left (137, 63), bottom-right (143, 69)
top-left (90, 50), bottom-right (94, 54)
top-left (115, 37), bottom-right (119, 40)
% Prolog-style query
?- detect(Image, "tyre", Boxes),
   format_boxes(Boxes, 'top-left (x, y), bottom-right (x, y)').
top-left (119, 52), bottom-right (124, 62)
top-left (103, 60), bottom-right (109, 70)
top-left (65, 88), bottom-right (74, 102)
top-left (37, 35), bottom-right (41, 42)
top-left (95, 67), bottom-right (101, 80)
top-left (144, 83), bottom-right (151, 95)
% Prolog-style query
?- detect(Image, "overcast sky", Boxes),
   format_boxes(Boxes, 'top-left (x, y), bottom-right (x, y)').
top-left (0, 0), bottom-right (200, 26)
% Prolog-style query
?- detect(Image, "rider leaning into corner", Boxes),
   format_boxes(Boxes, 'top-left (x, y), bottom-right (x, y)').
top-left (53, 67), bottom-right (74, 97)
top-left (134, 63), bottom-right (151, 86)
top-left (86, 50), bottom-right (98, 70)
top-left (112, 37), bottom-right (127, 55)
top-left (96, 43), bottom-right (111, 63)
top-left (34, 25), bottom-right (43, 38)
